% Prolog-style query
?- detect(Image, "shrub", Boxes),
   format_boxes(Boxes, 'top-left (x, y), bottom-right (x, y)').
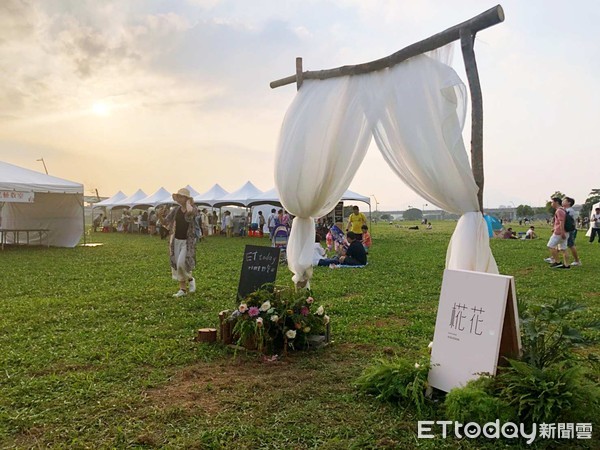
top-left (518, 298), bottom-right (600, 369)
top-left (355, 357), bottom-right (431, 414)
top-left (499, 359), bottom-right (600, 426)
top-left (444, 376), bottom-right (515, 424)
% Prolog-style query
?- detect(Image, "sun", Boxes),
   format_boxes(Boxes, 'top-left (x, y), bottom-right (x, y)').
top-left (92, 102), bottom-right (110, 116)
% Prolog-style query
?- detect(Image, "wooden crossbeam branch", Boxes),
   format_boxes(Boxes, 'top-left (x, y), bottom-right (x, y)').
top-left (270, 5), bottom-right (504, 213)
top-left (270, 5), bottom-right (504, 89)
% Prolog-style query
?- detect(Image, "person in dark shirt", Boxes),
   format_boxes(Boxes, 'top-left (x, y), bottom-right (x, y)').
top-left (340, 231), bottom-right (367, 266)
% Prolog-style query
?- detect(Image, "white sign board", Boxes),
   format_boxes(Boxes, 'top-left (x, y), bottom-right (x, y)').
top-left (428, 269), bottom-right (521, 393)
top-left (0, 190), bottom-right (35, 203)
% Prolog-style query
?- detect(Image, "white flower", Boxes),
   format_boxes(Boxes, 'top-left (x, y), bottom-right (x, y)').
top-left (303, 326), bottom-right (311, 333)
top-left (238, 303), bottom-right (248, 313)
top-left (260, 301), bottom-right (271, 312)
top-left (428, 341), bottom-right (433, 349)
top-left (323, 315), bottom-right (330, 325)
top-left (270, 315), bottom-right (279, 323)
top-left (316, 305), bottom-right (324, 316)
top-left (414, 363), bottom-right (420, 369)
top-left (286, 329), bottom-right (297, 339)
top-left (256, 317), bottom-right (263, 327)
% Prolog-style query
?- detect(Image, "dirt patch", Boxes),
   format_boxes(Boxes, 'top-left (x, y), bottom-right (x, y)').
top-left (143, 344), bottom-right (375, 415)
top-left (373, 317), bottom-right (409, 328)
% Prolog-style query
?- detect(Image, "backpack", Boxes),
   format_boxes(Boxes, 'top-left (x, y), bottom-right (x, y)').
top-left (562, 208), bottom-right (575, 232)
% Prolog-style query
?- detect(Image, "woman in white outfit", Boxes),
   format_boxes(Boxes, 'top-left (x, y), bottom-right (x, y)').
top-left (165, 188), bottom-right (198, 297)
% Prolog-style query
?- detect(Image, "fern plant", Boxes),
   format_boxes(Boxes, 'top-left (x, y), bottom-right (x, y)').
top-left (355, 357), bottom-right (431, 414)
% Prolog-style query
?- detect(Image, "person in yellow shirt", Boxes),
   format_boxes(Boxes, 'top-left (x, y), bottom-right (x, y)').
top-left (346, 205), bottom-right (367, 240)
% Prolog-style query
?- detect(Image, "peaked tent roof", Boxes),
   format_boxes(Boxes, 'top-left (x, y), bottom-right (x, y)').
top-left (247, 188), bottom-right (281, 207)
top-left (0, 161), bottom-right (83, 194)
top-left (213, 181), bottom-right (263, 208)
top-left (341, 189), bottom-right (370, 205)
top-left (246, 187), bottom-right (370, 208)
top-left (134, 187), bottom-right (173, 208)
top-left (194, 183), bottom-right (229, 206)
top-left (93, 191), bottom-right (127, 208)
top-left (110, 189), bottom-right (148, 210)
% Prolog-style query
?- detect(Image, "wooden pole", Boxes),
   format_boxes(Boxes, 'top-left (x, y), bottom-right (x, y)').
top-left (270, 5), bottom-right (504, 88)
top-left (460, 28), bottom-right (484, 213)
top-left (296, 57), bottom-right (303, 90)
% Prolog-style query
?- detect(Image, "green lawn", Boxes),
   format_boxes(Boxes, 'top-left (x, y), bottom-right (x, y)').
top-left (0, 222), bottom-right (598, 449)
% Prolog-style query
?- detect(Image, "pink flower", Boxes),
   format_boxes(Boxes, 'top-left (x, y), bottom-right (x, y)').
top-left (306, 296), bottom-right (314, 304)
top-left (300, 306), bottom-right (309, 316)
top-left (248, 307), bottom-right (260, 317)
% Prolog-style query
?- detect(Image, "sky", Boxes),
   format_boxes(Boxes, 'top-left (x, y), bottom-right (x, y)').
top-left (1, 0), bottom-right (599, 211)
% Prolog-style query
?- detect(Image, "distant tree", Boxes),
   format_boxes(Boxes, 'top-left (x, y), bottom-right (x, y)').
top-left (545, 191), bottom-right (565, 215)
top-left (403, 208), bottom-right (423, 221)
top-left (516, 204), bottom-right (534, 218)
top-left (580, 188), bottom-right (600, 218)
top-left (380, 213), bottom-right (391, 221)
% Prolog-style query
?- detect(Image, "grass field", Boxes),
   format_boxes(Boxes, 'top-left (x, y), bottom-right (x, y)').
top-left (1, 221), bottom-right (598, 449)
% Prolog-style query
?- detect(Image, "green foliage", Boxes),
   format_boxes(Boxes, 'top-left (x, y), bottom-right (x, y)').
top-left (499, 360), bottom-right (600, 425)
top-left (355, 357), bottom-right (431, 414)
top-left (403, 208), bottom-right (422, 221)
top-left (580, 188), bottom-right (600, 218)
top-left (515, 204), bottom-right (534, 218)
top-left (444, 376), bottom-right (515, 424)
top-left (519, 299), bottom-right (600, 369)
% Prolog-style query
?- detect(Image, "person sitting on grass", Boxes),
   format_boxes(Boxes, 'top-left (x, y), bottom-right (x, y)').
top-left (503, 227), bottom-right (518, 239)
top-left (525, 226), bottom-right (537, 239)
top-left (339, 231), bottom-right (368, 266)
top-left (312, 234), bottom-right (327, 266)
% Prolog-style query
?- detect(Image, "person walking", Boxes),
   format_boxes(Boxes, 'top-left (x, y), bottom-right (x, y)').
top-left (267, 208), bottom-right (277, 237)
top-left (562, 197), bottom-right (581, 266)
top-left (258, 210), bottom-right (266, 237)
top-left (590, 207), bottom-right (600, 243)
top-left (545, 197), bottom-right (570, 269)
top-left (164, 188), bottom-right (199, 297)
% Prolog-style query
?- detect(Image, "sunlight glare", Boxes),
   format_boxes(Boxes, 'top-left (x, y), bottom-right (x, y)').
top-left (92, 102), bottom-right (110, 116)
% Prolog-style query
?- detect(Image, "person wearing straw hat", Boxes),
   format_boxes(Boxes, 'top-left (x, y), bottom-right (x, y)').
top-left (164, 188), bottom-right (199, 297)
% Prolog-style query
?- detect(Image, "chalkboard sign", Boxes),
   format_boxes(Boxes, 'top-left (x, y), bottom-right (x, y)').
top-left (237, 245), bottom-right (280, 300)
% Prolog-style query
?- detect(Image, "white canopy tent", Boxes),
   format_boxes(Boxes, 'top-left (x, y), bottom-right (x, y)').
top-left (0, 161), bottom-right (84, 247)
top-left (109, 189), bottom-right (148, 211)
top-left (247, 187), bottom-right (371, 208)
top-left (213, 181), bottom-right (263, 208)
top-left (93, 191), bottom-right (127, 209)
top-left (194, 184), bottom-right (229, 206)
top-left (134, 187), bottom-right (173, 209)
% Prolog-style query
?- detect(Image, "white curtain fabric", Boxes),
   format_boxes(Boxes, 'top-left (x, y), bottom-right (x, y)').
top-left (275, 45), bottom-right (497, 285)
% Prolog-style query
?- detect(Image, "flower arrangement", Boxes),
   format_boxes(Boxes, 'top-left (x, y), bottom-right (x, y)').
top-left (226, 285), bottom-right (329, 354)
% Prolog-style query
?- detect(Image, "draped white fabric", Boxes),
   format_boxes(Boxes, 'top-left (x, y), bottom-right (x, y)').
top-left (275, 46), bottom-right (497, 285)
